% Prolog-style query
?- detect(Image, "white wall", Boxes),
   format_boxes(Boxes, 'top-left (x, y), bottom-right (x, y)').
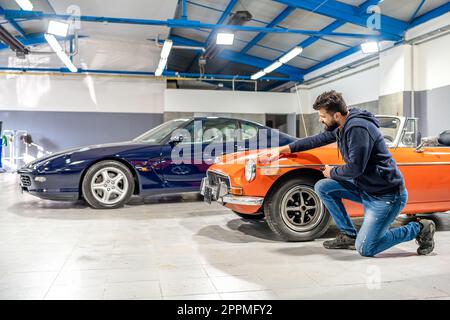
top-left (0, 75), bottom-right (165, 114)
top-left (164, 89), bottom-right (298, 114)
top-left (414, 33), bottom-right (450, 92)
top-left (301, 64), bottom-right (380, 108)
top-left (379, 44), bottom-right (413, 96)
top-left (0, 36), bottom-right (166, 114)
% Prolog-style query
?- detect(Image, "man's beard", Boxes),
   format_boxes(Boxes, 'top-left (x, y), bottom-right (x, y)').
top-left (323, 120), bottom-right (339, 132)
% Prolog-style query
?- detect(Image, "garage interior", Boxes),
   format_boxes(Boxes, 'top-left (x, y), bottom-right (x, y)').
top-left (0, 0), bottom-right (450, 300)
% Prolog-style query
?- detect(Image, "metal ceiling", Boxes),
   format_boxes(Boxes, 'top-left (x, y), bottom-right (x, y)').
top-left (0, 0), bottom-right (449, 91)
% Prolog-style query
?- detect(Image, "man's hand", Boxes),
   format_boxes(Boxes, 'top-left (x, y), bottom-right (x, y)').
top-left (322, 165), bottom-right (334, 178)
top-left (258, 145), bottom-right (291, 164)
top-left (258, 149), bottom-right (281, 164)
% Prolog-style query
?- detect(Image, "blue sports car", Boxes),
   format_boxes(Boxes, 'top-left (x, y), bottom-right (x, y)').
top-left (18, 117), bottom-right (295, 209)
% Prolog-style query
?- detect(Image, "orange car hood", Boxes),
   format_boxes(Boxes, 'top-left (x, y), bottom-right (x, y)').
top-left (211, 143), bottom-right (342, 180)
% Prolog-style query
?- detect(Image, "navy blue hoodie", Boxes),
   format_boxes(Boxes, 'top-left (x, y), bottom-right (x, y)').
top-left (288, 108), bottom-right (405, 195)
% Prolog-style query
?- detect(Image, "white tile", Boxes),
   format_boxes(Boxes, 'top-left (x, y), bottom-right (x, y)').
top-left (161, 278), bottom-right (217, 297)
top-left (107, 268), bottom-right (160, 283)
top-left (104, 281), bottom-right (161, 300)
top-left (210, 275), bottom-right (269, 293)
top-left (54, 270), bottom-right (109, 287)
top-left (45, 285), bottom-right (105, 300)
top-left (164, 293), bottom-right (222, 300)
top-left (158, 264), bottom-right (208, 280)
top-left (220, 290), bottom-right (278, 300)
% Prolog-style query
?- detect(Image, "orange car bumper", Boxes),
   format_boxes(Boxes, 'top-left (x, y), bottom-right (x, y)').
top-left (222, 195), bottom-right (264, 214)
top-left (225, 203), bottom-right (262, 214)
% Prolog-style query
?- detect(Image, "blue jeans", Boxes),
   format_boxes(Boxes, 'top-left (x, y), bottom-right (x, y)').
top-left (315, 179), bottom-right (421, 257)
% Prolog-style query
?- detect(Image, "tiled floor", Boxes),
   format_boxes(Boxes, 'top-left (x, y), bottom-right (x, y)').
top-left (1, 173), bottom-right (449, 300)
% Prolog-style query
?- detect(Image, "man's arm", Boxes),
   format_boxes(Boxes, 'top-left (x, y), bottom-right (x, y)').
top-left (288, 130), bottom-right (337, 153)
top-left (260, 130), bottom-right (337, 163)
top-left (330, 127), bottom-right (373, 180)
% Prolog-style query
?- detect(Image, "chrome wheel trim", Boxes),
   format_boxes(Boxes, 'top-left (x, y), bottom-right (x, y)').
top-left (90, 167), bottom-right (129, 205)
top-left (280, 185), bottom-right (324, 232)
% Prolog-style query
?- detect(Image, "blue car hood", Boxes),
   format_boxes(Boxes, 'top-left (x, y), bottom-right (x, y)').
top-left (23, 141), bottom-right (160, 170)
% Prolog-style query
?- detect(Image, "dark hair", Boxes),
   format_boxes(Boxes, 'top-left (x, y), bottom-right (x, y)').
top-left (313, 90), bottom-right (348, 116)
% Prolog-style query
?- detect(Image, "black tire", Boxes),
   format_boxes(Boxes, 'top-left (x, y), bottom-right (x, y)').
top-left (233, 211), bottom-right (265, 220)
top-left (82, 160), bottom-right (135, 209)
top-left (264, 176), bottom-right (331, 241)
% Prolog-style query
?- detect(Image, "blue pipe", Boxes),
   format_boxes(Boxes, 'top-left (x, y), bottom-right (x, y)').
top-left (0, 9), bottom-right (391, 40)
top-left (0, 67), bottom-right (301, 81)
top-left (181, 0), bottom-right (187, 20)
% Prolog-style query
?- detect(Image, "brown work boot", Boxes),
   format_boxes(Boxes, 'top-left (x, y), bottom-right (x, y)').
top-left (323, 232), bottom-right (356, 250)
top-left (416, 219), bottom-right (436, 255)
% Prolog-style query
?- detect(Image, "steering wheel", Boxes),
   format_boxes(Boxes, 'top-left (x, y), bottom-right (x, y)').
top-left (383, 135), bottom-right (394, 143)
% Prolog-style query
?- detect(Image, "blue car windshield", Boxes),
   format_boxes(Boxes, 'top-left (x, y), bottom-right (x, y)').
top-left (133, 119), bottom-right (190, 143)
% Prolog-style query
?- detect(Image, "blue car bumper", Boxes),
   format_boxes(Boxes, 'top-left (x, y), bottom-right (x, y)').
top-left (18, 169), bottom-right (80, 201)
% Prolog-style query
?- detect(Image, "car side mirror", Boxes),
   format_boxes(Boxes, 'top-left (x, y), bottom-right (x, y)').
top-left (415, 136), bottom-right (439, 153)
top-left (169, 135), bottom-right (184, 146)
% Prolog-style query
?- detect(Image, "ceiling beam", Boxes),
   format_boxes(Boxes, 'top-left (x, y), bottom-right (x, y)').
top-left (274, 0), bottom-right (407, 40)
top-left (170, 35), bottom-right (305, 79)
top-left (240, 6), bottom-right (296, 54)
top-left (0, 6), bottom-right (27, 38)
top-left (186, 0), bottom-right (239, 72)
top-left (357, 0), bottom-right (384, 15)
top-left (409, 2), bottom-right (450, 28)
top-left (409, 0), bottom-right (427, 24)
top-left (305, 45), bottom-right (361, 74)
top-left (219, 49), bottom-right (304, 79)
top-left (301, 1), bottom-right (450, 81)
top-left (237, 0), bottom-right (381, 82)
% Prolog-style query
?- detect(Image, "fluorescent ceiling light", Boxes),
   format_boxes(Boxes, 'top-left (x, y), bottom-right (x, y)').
top-left (157, 58), bottom-right (167, 71)
top-left (216, 32), bottom-right (235, 45)
top-left (279, 46), bottom-right (303, 64)
top-left (15, 0), bottom-right (33, 11)
top-left (263, 61), bottom-right (283, 74)
top-left (155, 68), bottom-right (163, 77)
top-left (44, 33), bottom-right (78, 72)
top-left (361, 41), bottom-right (380, 54)
top-left (155, 58), bottom-right (168, 76)
top-left (251, 71), bottom-right (266, 80)
top-left (47, 20), bottom-right (69, 37)
top-left (161, 40), bottom-right (173, 59)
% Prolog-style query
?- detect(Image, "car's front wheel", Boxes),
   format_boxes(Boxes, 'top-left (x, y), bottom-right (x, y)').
top-left (82, 160), bottom-right (134, 209)
top-left (264, 176), bottom-right (331, 241)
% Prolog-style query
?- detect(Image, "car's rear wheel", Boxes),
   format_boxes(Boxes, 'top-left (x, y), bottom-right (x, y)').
top-left (82, 160), bottom-right (134, 209)
top-left (264, 176), bottom-right (331, 241)
top-left (233, 211), bottom-right (265, 220)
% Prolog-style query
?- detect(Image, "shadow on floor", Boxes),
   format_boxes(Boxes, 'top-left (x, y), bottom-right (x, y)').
top-left (194, 213), bottom-right (449, 260)
top-left (8, 193), bottom-right (228, 221)
top-left (194, 218), bottom-right (283, 243)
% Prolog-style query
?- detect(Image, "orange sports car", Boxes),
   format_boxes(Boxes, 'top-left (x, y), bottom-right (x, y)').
top-left (201, 115), bottom-right (450, 241)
